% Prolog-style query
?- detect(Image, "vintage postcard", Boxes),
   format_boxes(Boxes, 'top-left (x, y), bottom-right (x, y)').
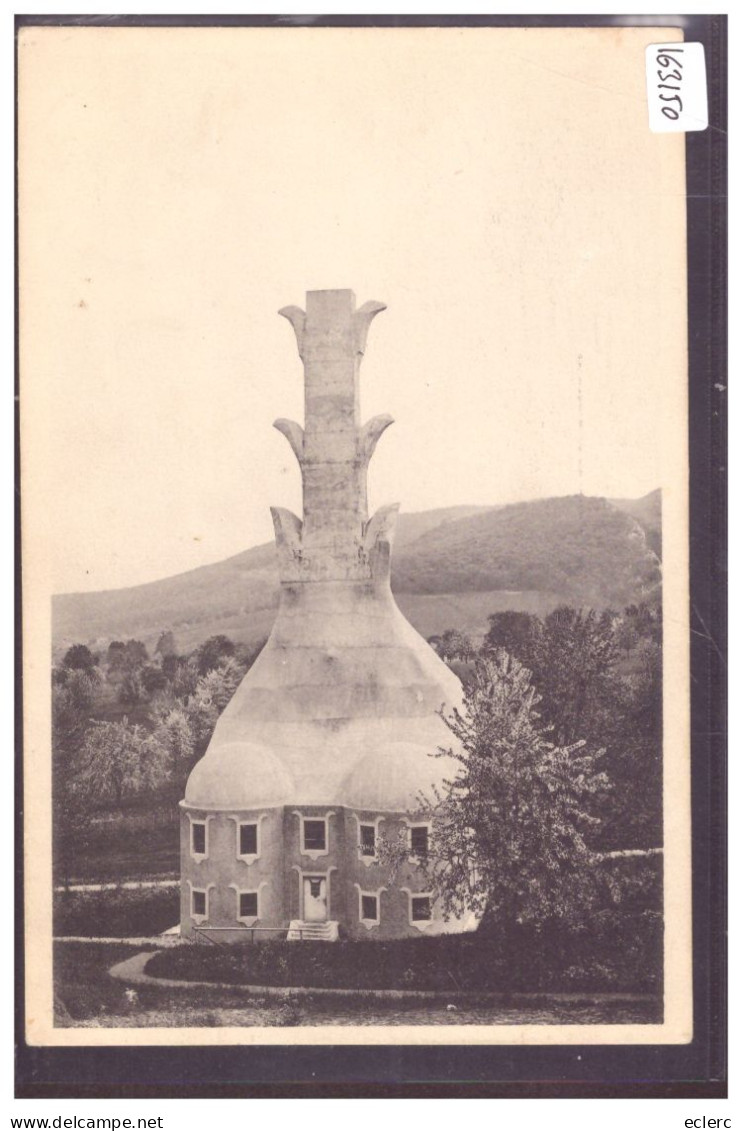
top-left (19, 21), bottom-right (697, 1060)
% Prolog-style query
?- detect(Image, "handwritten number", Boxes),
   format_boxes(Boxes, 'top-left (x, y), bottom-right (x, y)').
top-left (654, 48), bottom-right (687, 123)
top-left (656, 50), bottom-right (683, 68)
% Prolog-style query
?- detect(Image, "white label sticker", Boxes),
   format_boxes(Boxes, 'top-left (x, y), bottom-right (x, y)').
top-left (646, 42), bottom-right (708, 132)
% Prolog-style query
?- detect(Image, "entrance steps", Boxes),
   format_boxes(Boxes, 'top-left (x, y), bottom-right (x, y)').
top-left (287, 920), bottom-right (339, 942)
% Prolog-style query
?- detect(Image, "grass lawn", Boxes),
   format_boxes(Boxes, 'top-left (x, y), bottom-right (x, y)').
top-left (53, 885), bottom-right (661, 1001)
top-left (56, 808), bottom-right (179, 884)
top-left (54, 886), bottom-right (179, 938)
top-left (54, 942), bottom-right (662, 1028)
top-left (54, 941), bottom-right (293, 1027)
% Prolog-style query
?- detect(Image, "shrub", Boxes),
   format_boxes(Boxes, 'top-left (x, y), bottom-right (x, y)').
top-left (145, 916), bottom-right (662, 995)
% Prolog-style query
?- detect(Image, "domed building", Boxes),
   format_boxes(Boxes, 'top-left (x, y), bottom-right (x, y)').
top-left (180, 289), bottom-right (474, 941)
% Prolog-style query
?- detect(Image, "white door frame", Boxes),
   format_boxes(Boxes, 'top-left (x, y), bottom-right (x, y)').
top-left (292, 865), bottom-right (337, 921)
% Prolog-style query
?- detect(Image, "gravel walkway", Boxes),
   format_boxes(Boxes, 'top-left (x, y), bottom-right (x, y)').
top-left (54, 878), bottom-right (179, 893)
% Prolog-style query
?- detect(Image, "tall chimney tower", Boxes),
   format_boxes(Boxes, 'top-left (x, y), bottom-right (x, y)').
top-left (180, 290), bottom-right (474, 942)
top-left (273, 289), bottom-right (396, 582)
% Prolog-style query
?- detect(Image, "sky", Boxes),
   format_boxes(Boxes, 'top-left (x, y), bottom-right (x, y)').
top-left (19, 25), bottom-right (687, 594)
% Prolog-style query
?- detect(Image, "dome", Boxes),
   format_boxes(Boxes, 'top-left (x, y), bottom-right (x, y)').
top-left (184, 741), bottom-right (294, 809)
top-left (338, 741), bottom-right (459, 812)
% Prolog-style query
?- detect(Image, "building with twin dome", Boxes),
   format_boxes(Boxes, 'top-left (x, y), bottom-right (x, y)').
top-left (180, 289), bottom-right (473, 941)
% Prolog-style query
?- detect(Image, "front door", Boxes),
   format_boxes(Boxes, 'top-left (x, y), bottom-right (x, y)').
top-left (303, 876), bottom-right (328, 922)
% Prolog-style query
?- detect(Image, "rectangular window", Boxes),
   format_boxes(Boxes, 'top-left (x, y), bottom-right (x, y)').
top-left (239, 891), bottom-right (258, 918)
top-left (361, 894), bottom-right (378, 921)
top-left (360, 824), bottom-right (376, 856)
top-left (240, 823), bottom-right (258, 856)
top-left (191, 889), bottom-right (206, 917)
top-left (410, 826), bottom-right (429, 857)
top-left (191, 821), bottom-right (206, 856)
top-left (411, 896), bottom-right (432, 922)
top-left (303, 819), bottom-right (326, 852)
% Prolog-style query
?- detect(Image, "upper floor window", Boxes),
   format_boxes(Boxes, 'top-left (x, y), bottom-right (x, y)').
top-left (294, 810), bottom-right (335, 860)
top-left (354, 814), bottom-right (385, 866)
top-left (240, 823), bottom-right (258, 857)
top-left (303, 819), bottom-right (326, 853)
top-left (409, 825), bottom-right (429, 859)
top-left (229, 814), bottom-right (266, 864)
top-left (188, 815), bottom-right (212, 861)
top-left (191, 822), bottom-right (207, 856)
top-left (360, 824), bottom-right (376, 857)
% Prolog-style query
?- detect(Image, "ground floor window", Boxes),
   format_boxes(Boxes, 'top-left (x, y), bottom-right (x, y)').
top-left (239, 891), bottom-right (258, 918)
top-left (230, 880), bottom-right (267, 925)
top-left (353, 882), bottom-right (385, 929)
top-left (411, 895), bottom-right (432, 921)
top-left (402, 887), bottom-right (434, 931)
top-left (191, 888), bottom-right (208, 920)
top-left (361, 894), bottom-right (378, 921)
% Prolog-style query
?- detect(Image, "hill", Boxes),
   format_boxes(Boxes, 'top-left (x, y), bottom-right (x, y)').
top-left (52, 493), bottom-right (661, 656)
top-left (608, 488), bottom-right (662, 558)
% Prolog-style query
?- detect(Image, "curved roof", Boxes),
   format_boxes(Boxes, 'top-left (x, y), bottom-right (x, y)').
top-left (338, 741), bottom-right (460, 812)
top-left (184, 741), bottom-right (294, 809)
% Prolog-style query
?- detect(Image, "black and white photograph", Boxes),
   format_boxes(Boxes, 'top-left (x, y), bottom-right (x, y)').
top-left (17, 19), bottom-right (708, 1060)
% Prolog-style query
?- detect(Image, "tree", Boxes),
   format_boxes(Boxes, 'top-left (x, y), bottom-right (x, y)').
top-left (195, 634), bottom-right (235, 676)
top-left (162, 655), bottom-right (200, 700)
top-left (118, 668), bottom-right (145, 706)
top-left (124, 639), bottom-right (149, 666)
top-left (155, 630), bottom-right (177, 658)
top-left (435, 629), bottom-right (474, 664)
top-left (106, 641), bottom-right (127, 670)
top-left (186, 656), bottom-right (245, 754)
top-left (420, 652), bottom-right (609, 932)
top-left (597, 636), bottom-right (663, 849)
top-left (141, 664), bottom-right (168, 695)
top-left (528, 607), bottom-right (618, 748)
top-left (524, 605), bottom-right (660, 851)
top-left (52, 665), bottom-right (99, 877)
top-left (483, 611), bottom-right (541, 668)
top-left (154, 707), bottom-right (196, 795)
top-left (52, 668), bottom-right (100, 883)
top-left (62, 643), bottom-right (96, 673)
top-left (52, 668), bottom-right (98, 763)
top-left (75, 718), bottom-right (169, 808)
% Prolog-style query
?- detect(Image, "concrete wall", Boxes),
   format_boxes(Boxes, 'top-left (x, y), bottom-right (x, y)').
top-left (179, 291), bottom-right (475, 944)
top-left (180, 802), bottom-right (473, 941)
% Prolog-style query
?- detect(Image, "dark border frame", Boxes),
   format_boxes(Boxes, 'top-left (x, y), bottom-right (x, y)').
top-left (15, 12), bottom-right (727, 1099)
